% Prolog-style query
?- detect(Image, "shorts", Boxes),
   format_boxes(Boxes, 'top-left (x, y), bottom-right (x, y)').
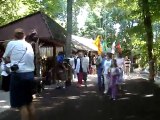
top-left (10, 72), bottom-right (34, 108)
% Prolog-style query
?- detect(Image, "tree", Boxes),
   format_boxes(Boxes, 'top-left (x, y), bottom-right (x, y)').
top-left (98, 0), bottom-right (160, 81)
top-left (141, 0), bottom-right (154, 81)
top-left (0, 0), bottom-right (64, 26)
top-left (65, 0), bottom-right (72, 57)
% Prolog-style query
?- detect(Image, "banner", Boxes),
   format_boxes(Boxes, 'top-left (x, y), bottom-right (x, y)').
top-left (94, 35), bottom-right (102, 55)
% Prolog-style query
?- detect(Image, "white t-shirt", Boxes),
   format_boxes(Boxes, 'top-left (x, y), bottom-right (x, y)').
top-left (103, 59), bottom-right (112, 74)
top-left (3, 39), bottom-right (35, 73)
top-left (116, 58), bottom-right (124, 68)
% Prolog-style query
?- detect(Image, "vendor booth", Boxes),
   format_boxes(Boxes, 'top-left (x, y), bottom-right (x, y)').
top-left (0, 11), bottom-right (67, 86)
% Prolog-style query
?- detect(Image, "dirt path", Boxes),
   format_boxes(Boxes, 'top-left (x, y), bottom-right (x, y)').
top-left (0, 75), bottom-right (160, 120)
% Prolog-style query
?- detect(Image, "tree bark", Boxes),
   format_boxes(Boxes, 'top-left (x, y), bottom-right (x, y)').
top-left (142, 0), bottom-right (154, 82)
top-left (66, 0), bottom-right (72, 57)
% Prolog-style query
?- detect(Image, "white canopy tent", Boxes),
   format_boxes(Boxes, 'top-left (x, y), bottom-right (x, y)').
top-left (72, 35), bottom-right (98, 51)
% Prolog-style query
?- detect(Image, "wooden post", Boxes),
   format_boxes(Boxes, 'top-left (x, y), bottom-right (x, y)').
top-left (35, 39), bottom-right (40, 77)
top-left (52, 46), bottom-right (56, 83)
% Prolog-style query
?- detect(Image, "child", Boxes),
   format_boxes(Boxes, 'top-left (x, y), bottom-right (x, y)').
top-left (109, 59), bottom-right (120, 100)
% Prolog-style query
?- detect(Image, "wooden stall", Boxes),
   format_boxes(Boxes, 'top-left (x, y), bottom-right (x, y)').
top-left (0, 11), bottom-right (67, 84)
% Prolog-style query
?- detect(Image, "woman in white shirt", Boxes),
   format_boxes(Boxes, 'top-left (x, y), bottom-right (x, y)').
top-left (3, 28), bottom-right (35, 120)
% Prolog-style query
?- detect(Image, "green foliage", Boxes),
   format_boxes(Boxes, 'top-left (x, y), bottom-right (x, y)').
top-left (0, 0), bottom-right (40, 26)
top-left (1, 0), bottom-right (160, 70)
top-left (0, 0), bottom-right (64, 26)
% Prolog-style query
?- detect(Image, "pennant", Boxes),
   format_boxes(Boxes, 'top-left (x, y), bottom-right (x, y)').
top-left (102, 39), bottom-right (108, 53)
top-left (116, 42), bottom-right (122, 53)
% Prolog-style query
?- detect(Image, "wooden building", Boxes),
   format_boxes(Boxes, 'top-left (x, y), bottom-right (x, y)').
top-left (0, 11), bottom-right (67, 82)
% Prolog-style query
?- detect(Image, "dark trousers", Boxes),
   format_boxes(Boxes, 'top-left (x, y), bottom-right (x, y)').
top-left (1, 75), bottom-right (10, 92)
top-left (97, 67), bottom-right (103, 90)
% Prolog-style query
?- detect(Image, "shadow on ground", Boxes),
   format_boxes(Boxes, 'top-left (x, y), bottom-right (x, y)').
top-left (0, 76), bottom-right (160, 120)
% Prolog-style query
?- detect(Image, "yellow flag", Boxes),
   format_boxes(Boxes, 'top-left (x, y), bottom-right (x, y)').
top-left (93, 35), bottom-right (102, 55)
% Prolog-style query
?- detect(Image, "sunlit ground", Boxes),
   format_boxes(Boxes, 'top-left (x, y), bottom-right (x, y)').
top-left (0, 91), bottom-right (10, 113)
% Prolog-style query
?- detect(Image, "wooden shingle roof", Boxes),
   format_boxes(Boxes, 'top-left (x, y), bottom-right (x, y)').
top-left (0, 11), bottom-right (66, 46)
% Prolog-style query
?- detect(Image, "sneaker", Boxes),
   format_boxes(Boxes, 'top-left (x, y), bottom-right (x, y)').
top-left (62, 86), bottom-right (66, 89)
top-left (112, 98), bottom-right (116, 101)
top-left (103, 90), bottom-right (107, 94)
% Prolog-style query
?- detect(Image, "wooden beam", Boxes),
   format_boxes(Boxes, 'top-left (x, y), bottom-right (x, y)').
top-left (35, 38), bottom-right (41, 77)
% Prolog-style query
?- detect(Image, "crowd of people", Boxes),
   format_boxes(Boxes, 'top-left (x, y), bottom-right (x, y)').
top-left (55, 50), bottom-right (131, 101)
top-left (0, 28), bottom-right (132, 120)
top-left (93, 51), bottom-right (131, 100)
top-left (55, 51), bottom-right (90, 88)
top-left (55, 49), bottom-right (131, 101)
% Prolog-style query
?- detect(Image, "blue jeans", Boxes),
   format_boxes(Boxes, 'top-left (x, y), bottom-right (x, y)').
top-left (97, 67), bottom-right (103, 90)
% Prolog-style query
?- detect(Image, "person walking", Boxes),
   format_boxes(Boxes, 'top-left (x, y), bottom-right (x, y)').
top-left (102, 53), bottom-right (112, 94)
top-left (96, 53), bottom-right (103, 91)
top-left (3, 28), bottom-right (36, 120)
top-left (56, 52), bottom-right (68, 89)
top-left (109, 59), bottom-right (120, 100)
top-left (75, 51), bottom-right (89, 87)
top-left (83, 52), bottom-right (90, 86)
top-left (91, 55), bottom-right (97, 75)
top-left (68, 53), bottom-right (77, 81)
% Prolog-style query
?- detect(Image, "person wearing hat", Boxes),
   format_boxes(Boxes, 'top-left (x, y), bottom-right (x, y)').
top-left (3, 28), bottom-right (36, 120)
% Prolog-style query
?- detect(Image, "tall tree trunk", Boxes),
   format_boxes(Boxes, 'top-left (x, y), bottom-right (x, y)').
top-left (66, 0), bottom-right (72, 57)
top-left (142, 0), bottom-right (154, 82)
